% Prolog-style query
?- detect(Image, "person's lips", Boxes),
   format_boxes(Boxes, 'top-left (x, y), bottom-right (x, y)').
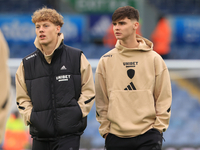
top-left (39, 35), bottom-right (46, 39)
top-left (115, 32), bottom-right (121, 36)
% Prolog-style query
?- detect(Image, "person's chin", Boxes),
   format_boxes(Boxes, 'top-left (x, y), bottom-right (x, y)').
top-left (116, 36), bottom-right (122, 40)
top-left (39, 41), bottom-right (47, 45)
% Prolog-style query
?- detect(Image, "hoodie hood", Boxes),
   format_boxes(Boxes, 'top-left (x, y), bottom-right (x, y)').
top-left (34, 33), bottom-right (64, 64)
top-left (34, 33), bottom-right (64, 55)
top-left (115, 34), bottom-right (153, 53)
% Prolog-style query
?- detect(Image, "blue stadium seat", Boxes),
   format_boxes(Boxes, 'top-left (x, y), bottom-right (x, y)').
top-left (163, 82), bottom-right (200, 146)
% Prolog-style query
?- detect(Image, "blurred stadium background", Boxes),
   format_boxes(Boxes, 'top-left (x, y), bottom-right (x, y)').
top-left (1, 0), bottom-right (200, 149)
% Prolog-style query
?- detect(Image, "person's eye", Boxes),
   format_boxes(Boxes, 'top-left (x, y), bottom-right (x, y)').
top-left (112, 23), bottom-right (116, 26)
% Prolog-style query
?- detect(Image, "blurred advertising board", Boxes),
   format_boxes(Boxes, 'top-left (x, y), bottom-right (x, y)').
top-left (173, 16), bottom-right (200, 44)
top-left (0, 14), bottom-right (88, 57)
top-left (0, 14), bottom-right (35, 43)
top-left (89, 14), bottom-right (112, 41)
top-left (64, 0), bottom-right (136, 13)
top-left (0, 14), bottom-right (87, 44)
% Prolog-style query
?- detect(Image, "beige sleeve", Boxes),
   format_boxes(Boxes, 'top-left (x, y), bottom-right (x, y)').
top-left (95, 59), bottom-right (110, 137)
top-left (0, 30), bottom-right (11, 144)
top-left (15, 62), bottom-right (32, 126)
top-left (0, 30), bottom-right (10, 108)
top-left (153, 57), bottom-right (172, 133)
top-left (78, 53), bottom-right (95, 117)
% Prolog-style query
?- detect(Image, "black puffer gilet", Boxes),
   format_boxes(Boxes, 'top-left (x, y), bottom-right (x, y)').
top-left (23, 43), bottom-right (87, 140)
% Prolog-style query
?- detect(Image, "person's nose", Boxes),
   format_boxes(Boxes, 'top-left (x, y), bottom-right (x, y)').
top-left (39, 27), bottom-right (44, 33)
top-left (113, 24), bottom-right (120, 31)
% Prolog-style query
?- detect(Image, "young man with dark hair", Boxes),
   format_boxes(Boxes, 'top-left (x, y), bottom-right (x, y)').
top-left (15, 7), bottom-right (95, 150)
top-left (95, 6), bottom-right (172, 150)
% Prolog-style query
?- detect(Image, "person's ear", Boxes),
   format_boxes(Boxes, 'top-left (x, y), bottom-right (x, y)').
top-left (133, 22), bottom-right (139, 30)
top-left (56, 25), bottom-right (61, 33)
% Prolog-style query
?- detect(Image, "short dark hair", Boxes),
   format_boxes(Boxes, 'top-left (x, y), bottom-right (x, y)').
top-left (112, 6), bottom-right (139, 22)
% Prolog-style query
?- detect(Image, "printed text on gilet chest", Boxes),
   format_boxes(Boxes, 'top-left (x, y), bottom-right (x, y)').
top-left (56, 75), bottom-right (71, 82)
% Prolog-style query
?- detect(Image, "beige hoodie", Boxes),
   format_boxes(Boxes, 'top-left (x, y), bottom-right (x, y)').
top-left (0, 30), bottom-right (11, 143)
top-left (16, 33), bottom-right (95, 126)
top-left (95, 35), bottom-right (172, 138)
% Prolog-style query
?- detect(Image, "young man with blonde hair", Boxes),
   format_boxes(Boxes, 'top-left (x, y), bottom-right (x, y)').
top-left (16, 7), bottom-right (95, 150)
top-left (95, 6), bottom-right (172, 150)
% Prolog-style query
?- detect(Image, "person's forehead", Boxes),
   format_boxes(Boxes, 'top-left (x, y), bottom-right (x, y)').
top-left (35, 20), bottom-right (53, 25)
top-left (113, 17), bottom-right (132, 23)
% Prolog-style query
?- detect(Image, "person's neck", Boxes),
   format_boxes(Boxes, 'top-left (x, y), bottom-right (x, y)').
top-left (42, 40), bottom-right (58, 56)
top-left (120, 36), bottom-right (139, 48)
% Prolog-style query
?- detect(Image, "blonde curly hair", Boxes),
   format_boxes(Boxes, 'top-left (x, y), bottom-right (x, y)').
top-left (32, 7), bottom-right (64, 27)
